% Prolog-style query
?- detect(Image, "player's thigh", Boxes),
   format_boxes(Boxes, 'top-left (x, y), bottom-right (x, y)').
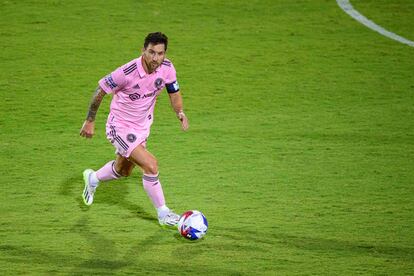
top-left (115, 154), bottom-right (135, 176)
top-left (128, 145), bottom-right (158, 173)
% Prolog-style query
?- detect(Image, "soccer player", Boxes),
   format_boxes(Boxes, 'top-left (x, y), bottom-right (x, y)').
top-left (79, 32), bottom-right (189, 226)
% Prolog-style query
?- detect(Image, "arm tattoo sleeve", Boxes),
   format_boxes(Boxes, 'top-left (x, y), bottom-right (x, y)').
top-left (86, 87), bottom-right (106, 122)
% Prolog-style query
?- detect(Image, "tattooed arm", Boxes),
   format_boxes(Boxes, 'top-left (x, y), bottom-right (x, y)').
top-left (80, 87), bottom-right (107, 138)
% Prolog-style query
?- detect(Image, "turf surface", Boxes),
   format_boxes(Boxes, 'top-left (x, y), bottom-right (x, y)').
top-left (1, 0), bottom-right (413, 274)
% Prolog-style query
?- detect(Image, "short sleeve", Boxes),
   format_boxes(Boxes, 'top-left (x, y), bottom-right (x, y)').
top-left (98, 66), bottom-right (127, 94)
top-left (165, 63), bottom-right (180, 94)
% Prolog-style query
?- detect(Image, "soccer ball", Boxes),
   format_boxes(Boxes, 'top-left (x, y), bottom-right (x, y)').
top-left (178, 210), bottom-right (208, 240)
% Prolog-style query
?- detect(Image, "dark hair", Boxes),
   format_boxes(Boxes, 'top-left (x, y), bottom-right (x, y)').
top-left (144, 32), bottom-right (168, 51)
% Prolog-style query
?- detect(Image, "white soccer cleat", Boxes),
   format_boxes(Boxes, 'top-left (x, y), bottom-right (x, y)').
top-left (158, 211), bottom-right (180, 227)
top-left (82, 169), bottom-right (96, 206)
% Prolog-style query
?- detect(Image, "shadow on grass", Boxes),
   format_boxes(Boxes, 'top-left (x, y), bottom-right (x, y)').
top-left (69, 218), bottom-right (182, 275)
top-left (210, 226), bottom-right (414, 261)
top-left (0, 244), bottom-right (85, 268)
top-left (0, 217), bottom-right (128, 274)
top-left (68, 216), bottom-right (129, 275)
top-left (1, 219), bottom-right (178, 273)
top-left (0, 219), bottom-right (193, 274)
top-left (97, 179), bottom-right (157, 225)
top-left (59, 174), bottom-right (79, 197)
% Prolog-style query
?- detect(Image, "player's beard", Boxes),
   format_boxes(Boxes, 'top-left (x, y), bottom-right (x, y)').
top-left (145, 59), bottom-right (160, 73)
top-left (151, 61), bottom-right (159, 70)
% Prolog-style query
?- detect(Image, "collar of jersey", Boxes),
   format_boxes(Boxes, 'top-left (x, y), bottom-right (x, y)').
top-left (137, 56), bottom-right (160, 78)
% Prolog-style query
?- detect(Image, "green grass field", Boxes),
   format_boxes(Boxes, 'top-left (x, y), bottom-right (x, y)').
top-left (1, 0), bottom-right (413, 274)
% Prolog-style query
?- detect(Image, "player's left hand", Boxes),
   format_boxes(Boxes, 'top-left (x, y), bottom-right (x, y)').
top-left (177, 111), bottom-right (189, 131)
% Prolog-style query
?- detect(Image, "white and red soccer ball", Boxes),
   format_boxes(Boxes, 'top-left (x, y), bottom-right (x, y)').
top-left (178, 210), bottom-right (208, 240)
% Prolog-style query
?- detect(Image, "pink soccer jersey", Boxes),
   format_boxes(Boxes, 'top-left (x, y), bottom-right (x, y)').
top-left (98, 56), bottom-right (180, 136)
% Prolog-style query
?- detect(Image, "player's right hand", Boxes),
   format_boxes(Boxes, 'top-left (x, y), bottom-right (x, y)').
top-left (80, 120), bottom-right (95, 138)
top-left (177, 111), bottom-right (189, 131)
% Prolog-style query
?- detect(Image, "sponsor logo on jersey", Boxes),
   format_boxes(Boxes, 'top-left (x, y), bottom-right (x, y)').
top-left (128, 90), bottom-right (159, 101)
top-left (129, 93), bottom-right (141, 101)
top-left (142, 90), bottom-right (157, 99)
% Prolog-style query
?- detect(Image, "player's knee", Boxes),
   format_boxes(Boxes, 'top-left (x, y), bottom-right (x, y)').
top-left (145, 160), bottom-right (158, 175)
top-left (114, 162), bottom-right (134, 177)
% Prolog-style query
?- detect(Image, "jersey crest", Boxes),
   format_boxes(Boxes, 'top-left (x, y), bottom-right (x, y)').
top-left (154, 78), bottom-right (164, 89)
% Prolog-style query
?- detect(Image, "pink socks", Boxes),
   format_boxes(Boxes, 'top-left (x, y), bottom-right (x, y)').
top-left (142, 173), bottom-right (165, 208)
top-left (96, 160), bottom-right (121, 181)
top-left (94, 161), bottom-right (166, 210)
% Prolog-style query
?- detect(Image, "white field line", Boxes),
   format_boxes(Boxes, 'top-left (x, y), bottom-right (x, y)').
top-left (337, 0), bottom-right (414, 47)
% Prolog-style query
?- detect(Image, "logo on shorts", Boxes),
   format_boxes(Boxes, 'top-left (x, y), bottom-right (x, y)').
top-left (154, 78), bottom-right (164, 89)
top-left (127, 133), bottom-right (137, 143)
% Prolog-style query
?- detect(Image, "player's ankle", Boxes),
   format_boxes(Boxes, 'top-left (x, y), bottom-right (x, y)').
top-left (157, 205), bottom-right (170, 218)
top-left (89, 171), bottom-right (100, 188)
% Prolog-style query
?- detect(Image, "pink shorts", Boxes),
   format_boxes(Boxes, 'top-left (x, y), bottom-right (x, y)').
top-left (106, 123), bottom-right (148, 158)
